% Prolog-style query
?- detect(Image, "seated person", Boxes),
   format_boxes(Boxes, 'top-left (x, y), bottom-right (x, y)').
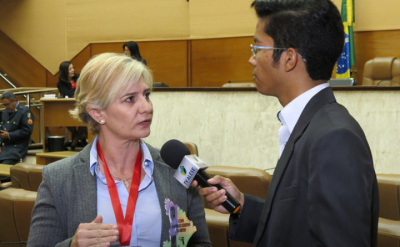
top-left (123, 41), bottom-right (147, 65)
top-left (0, 91), bottom-right (34, 165)
top-left (28, 53), bottom-right (211, 247)
top-left (57, 61), bottom-right (79, 98)
top-left (57, 61), bottom-right (86, 150)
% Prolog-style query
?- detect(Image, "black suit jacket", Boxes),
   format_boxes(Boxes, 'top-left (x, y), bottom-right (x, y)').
top-left (57, 73), bottom-right (80, 98)
top-left (229, 87), bottom-right (379, 247)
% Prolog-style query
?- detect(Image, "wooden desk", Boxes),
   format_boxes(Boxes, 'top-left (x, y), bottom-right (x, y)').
top-left (0, 164), bottom-right (12, 176)
top-left (41, 98), bottom-right (94, 152)
top-left (36, 151), bottom-right (78, 165)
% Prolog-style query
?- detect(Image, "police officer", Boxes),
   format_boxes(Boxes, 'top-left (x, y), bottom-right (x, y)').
top-left (0, 91), bottom-right (34, 165)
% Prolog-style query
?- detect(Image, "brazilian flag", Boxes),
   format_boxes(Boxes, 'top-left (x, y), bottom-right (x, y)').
top-left (336, 0), bottom-right (355, 79)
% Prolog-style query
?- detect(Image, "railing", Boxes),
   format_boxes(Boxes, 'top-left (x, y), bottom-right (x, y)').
top-left (0, 72), bottom-right (18, 88)
top-left (0, 87), bottom-right (59, 146)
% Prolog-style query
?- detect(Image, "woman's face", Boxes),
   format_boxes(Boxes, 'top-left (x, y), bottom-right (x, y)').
top-left (124, 46), bottom-right (131, 56)
top-left (100, 79), bottom-right (153, 141)
top-left (68, 64), bottom-right (75, 79)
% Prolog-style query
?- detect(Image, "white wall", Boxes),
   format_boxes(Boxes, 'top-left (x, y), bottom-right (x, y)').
top-left (144, 90), bottom-right (400, 174)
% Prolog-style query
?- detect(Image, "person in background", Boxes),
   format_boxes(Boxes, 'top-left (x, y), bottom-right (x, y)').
top-left (57, 61), bottom-right (86, 150)
top-left (57, 61), bottom-right (79, 98)
top-left (28, 53), bottom-right (210, 247)
top-left (123, 41), bottom-right (147, 65)
top-left (194, 0), bottom-right (379, 246)
top-left (0, 91), bottom-right (34, 165)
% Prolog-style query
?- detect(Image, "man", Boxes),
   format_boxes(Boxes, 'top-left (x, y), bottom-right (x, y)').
top-left (0, 91), bottom-right (34, 165)
top-left (194, 0), bottom-right (379, 246)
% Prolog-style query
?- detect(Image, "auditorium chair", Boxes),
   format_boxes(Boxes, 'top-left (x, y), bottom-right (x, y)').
top-left (0, 188), bottom-right (37, 246)
top-left (10, 163), bottom-right (44, 192)
top-left (363, 57), bottom-right (400, 86)
top-left (183, 142), bottom-right (199, 156)
top-left (204, 166), bottom-right (272, 247)
top-left (376, 174), bottom-right (400, 247)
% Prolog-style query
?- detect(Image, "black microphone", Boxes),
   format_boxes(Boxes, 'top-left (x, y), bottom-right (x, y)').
top-left (160, 139), bottom-right (241, 214)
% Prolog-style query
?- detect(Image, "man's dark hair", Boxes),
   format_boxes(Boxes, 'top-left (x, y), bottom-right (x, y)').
top-left (0, 91), bottom-right (16, 101)
top-left (123, 41), bottom-right (147, 66)
top-left (251, 0), bottom-right (344, 80)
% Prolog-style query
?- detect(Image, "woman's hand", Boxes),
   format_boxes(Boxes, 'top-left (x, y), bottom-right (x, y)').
top-left (191, 175), bottom-right (244, 214)
top-left (70, 215), bottom-right (119, 247)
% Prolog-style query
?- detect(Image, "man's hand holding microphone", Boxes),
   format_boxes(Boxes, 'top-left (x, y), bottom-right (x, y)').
top-left (160, 139), bottom-right (245, 215)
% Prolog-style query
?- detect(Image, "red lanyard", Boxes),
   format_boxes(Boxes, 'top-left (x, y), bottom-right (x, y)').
top-left (97, 141), bottom-right (142, 246)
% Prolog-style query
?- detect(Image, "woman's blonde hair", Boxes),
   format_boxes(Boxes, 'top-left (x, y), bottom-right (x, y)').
top-left (69, 53), bottom-right (153, 134)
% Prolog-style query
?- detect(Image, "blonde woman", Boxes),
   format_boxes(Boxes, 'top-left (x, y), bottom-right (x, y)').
top-left (28, 53), bottom-right (211, 247)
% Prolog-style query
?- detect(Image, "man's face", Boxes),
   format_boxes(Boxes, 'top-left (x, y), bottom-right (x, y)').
top-left (249, 19), bottom-right (284, 96)
top-left (2, 98), bottom-right (17, 113)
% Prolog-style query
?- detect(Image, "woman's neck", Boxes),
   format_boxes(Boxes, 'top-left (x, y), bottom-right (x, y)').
top-left (97, 134), bottom-right (141, 176)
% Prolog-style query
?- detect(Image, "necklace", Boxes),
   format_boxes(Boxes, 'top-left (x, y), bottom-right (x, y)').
top-left (98, 159), bottom-right (133, 187)
top-left (110, 173), bottom-right (132, 187)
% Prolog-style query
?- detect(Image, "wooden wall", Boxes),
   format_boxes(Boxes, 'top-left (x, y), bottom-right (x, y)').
top-left (1, 29), bottom-right (400, 89)
top-left (353, 30), bottom-right (400, 85)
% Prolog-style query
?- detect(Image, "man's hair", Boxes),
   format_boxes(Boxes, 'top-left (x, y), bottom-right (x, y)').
top-left (251, 0), bottom-right (344, 80)
top-left (0, 91), bottom-right (16, 101)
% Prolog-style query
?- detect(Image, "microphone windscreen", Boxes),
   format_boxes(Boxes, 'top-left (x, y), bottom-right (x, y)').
top-left (160, 139), bottom-right (190, 169)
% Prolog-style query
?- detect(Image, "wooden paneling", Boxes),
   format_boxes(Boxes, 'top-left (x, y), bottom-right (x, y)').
top-left (71, 45), bottom-right (91, 75)
top-left (46, 45), bottom-right (92, 88)
top-left (92, 41), bottom-right (188, 87)
top-left (191, 37), bottom-right (254, 87)
top-left (139, 41), bottom-right (188, 87)
top-left (353, 30), bottom-right (400, 85)
top-left (0, 31), bottom-right (47, 88)
top-left (91, 43), bottom-right (124, 55)
top-left (3, 30), bottom-right (400, 89)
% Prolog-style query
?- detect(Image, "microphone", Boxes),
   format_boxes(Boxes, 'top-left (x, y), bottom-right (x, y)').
top-left (160, 139), bottom-right (241, 214)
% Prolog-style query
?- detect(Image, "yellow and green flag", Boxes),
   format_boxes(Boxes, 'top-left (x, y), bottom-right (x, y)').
top-left (336, 0), bottom-right (355, 79)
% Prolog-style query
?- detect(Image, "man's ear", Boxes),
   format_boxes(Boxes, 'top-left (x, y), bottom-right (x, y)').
top-left (283, 48), bottom-right (299, 72)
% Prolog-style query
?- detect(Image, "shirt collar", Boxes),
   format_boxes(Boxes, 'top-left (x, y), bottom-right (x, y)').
top-left (278, 82), bottom-right (329, 133)
top-left (89, 136), bottom-right (154, 177)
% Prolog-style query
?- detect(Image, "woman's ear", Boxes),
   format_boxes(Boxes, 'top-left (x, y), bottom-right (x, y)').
top-left (86, 106), bottom-right (103, 123)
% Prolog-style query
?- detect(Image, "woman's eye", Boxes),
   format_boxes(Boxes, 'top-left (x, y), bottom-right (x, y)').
top-left (125, 96), bottom-right (134, 102)
top-left (144, 92), bottom-right (151, 99)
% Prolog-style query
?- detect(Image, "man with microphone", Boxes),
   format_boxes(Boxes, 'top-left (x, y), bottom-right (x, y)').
top-left (193, 0), bottom-right (379, 247)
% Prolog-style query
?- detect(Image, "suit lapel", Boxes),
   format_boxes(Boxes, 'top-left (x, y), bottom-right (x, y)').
top-left (73, 143), bottom-right (98, 224)
top-left (253, 87), bottom-right (336, 246)
top-left (149, 145), bottom-right (174, 244)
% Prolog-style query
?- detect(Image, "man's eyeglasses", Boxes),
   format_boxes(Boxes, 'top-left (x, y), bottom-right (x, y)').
top-left (2, 102), bottom-right (11, 107)
top-left (250, 44), bottom-right (306, 62)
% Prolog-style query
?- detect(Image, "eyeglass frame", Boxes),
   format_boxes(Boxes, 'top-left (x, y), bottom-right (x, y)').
top-left (250, 44), bottom-right (306, 62)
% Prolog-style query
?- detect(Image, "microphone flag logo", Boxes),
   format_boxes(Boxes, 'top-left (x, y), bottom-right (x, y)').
top-left (164, 199), bottom-right (197, 247)
top-left (179, 166), bottom-right (186, 176)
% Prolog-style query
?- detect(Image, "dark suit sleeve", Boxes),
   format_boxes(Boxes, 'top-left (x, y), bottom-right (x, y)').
top-left (9, 109), bottom-right (34, 142)
top-left (228, 194), bottom-right (265, 243)
top-left (308, 127), bottom-right (377, 247)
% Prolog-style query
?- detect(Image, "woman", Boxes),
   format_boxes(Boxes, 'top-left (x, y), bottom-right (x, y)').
top-left (57, 61), bottom-right (79, 98)
top-left (123, 41), bottom-right (147, 65)
top-left (28, 53), bottom-right (211, 247)
top-left (57, 61), bottom-right (86, 150)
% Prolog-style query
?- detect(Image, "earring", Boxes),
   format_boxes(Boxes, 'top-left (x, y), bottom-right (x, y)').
top-left (99, 120), bottom-right (105, 124)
